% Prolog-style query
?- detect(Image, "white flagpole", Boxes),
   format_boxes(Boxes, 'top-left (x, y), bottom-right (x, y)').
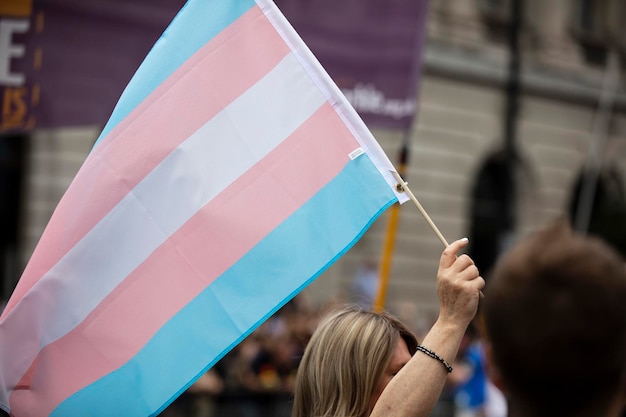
top-left (391, 170), bottom-right (448, 247)
top-left (391, 170), bottom-right (485, 298)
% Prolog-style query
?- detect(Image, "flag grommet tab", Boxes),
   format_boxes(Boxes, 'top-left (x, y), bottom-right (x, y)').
top-left (348, 147), bottom-right (365, 160)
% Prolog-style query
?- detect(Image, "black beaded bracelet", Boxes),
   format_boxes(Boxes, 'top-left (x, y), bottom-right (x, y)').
top-left (415, 345), bottom-right (453, 373)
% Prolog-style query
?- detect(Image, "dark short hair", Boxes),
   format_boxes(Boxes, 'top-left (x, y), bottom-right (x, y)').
top-left (483, 220), bottom-right (626, 416)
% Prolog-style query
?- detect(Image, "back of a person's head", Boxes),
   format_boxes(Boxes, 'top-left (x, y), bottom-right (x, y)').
top-left (483, 220), bottom-right (626, 417)
top-left (291, 306), bottom-right (417, 417)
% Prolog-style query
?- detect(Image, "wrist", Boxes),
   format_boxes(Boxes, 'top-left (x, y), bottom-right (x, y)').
top-left (415, 345), bottom-right (454, 373)
top-left (433, 315), bottom-right (470, 338)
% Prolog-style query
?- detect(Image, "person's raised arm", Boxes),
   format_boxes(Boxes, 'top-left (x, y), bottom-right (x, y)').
top-left (370, 237), bottom-right (485, 417)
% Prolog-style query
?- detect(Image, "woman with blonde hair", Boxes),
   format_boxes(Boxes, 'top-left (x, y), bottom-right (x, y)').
top-left (292, 238), bottom-right (485, 417)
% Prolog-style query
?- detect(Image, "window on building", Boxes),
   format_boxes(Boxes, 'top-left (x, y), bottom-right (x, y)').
top-left (478, 0), bottom-right (512, 41)
top-left (568, 166), bottom-right (626, 258)
top-left (467, 150), bottom-right (516, 278)
top-left (571, 0), bottom-right (625, 66)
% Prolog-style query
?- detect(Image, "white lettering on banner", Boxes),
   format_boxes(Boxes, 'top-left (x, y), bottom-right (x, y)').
top-left (342, 83), bottom-right (416, 120)
top-left (0, 18), bottom-right (30, 86)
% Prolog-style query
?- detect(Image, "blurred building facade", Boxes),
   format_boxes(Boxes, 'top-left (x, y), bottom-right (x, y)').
top-left (4, 0), bottom-right (626, 323)
top-left (312, 0), bottom-right (626, 319)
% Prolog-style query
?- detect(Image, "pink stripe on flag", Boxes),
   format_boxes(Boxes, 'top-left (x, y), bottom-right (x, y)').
top-left (3, 5), bottom-right (289, 317)
top-left (9, 104), bottom-right (360, 416)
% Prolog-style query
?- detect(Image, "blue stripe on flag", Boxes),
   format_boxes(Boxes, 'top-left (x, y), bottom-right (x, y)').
top-left (51, 154), bottom-right (397, 417)
top-left (95, 0), bottom-right (257, 146)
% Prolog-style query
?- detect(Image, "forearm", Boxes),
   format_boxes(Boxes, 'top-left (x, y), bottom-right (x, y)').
top-left (369, 317), bottom-right (467, 417)
top-left (371, 237), bottom-right (483, 417)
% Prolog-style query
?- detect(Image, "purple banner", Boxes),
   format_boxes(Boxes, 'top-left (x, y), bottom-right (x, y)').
top-left (277, 0), bottom-right (429, 129)
top-left (0, 0), bottom-right (185, 133)
top-left (0, 0), bottom-right (427, 133)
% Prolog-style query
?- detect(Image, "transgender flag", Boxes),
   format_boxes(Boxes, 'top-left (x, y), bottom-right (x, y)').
top-left (0, 0), bottom-right (409, 416)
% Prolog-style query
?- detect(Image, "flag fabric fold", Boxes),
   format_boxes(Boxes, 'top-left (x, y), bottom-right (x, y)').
top-left (0, 0), bottom-right (408, 415)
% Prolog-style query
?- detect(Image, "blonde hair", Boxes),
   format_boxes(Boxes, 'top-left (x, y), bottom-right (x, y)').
top-left (292, 306), bottom-right (417, 417)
